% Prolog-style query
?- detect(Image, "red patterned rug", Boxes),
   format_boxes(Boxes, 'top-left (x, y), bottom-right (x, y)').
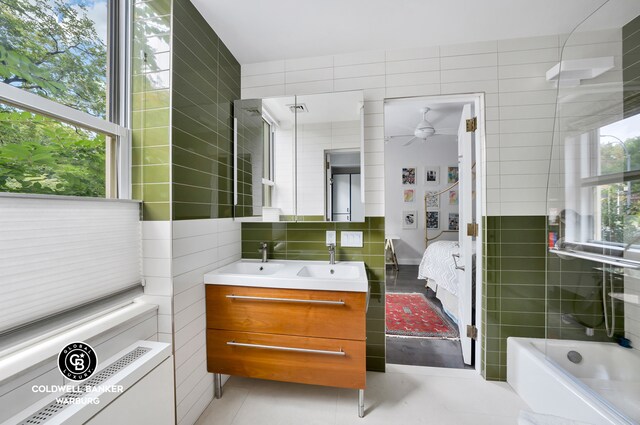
top-left (386, 293), bottom-right (458, 338)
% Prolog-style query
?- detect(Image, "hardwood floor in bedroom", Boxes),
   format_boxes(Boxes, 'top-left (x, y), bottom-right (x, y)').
top-left (385, 265), bottom-right (469, 369)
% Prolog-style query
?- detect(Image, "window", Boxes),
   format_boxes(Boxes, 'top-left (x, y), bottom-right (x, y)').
top-left (562, 114), bottom-right (640, 253)
top-left (262, 118), bottom-right (274, 207)
top-left (0, 0), bottom-right (129, 198)
top-left (0, 104), bottom-right (109, 196)
top-left (595, 115), bottom-right (640, 246)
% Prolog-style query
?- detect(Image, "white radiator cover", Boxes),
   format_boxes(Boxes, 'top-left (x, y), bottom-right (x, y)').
top-left (0, 195), bottom-right (142, 333)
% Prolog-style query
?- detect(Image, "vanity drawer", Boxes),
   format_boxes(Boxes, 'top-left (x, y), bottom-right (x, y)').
top-left (207, 329), bottom-right (366, 389)
top-left (206, 285), bottom-right (366, 340)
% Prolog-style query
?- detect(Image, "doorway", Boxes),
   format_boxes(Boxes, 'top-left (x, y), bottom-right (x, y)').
top-left (382, 94), bottom-right (484, 371)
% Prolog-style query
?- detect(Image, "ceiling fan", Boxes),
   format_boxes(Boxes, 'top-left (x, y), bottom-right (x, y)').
top-left (386, 107), bottom-right (457, 146)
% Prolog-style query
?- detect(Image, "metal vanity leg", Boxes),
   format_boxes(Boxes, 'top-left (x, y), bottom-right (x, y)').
top-left (358, 389), bottom-right (364, 418)
top-left (214, 373), bottom-right (222, 399)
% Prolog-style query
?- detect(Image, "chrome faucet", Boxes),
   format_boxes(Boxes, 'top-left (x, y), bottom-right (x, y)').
top-left (328, 243), bottom-right (336, 265)
top-left (259, 241), bottom-right (268, 263)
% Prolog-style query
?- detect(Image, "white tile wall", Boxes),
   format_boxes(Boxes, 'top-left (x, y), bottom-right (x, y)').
top-left (172, 218), bottom-right (241, 425)
top-left (142, 220), bottom-right (173, 343)
top-left (241, 29), bottom-right (623, 217)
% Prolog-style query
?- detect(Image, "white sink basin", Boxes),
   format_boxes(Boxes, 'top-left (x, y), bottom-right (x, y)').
top-left (297, 264), bottom-right (360, 279)
top-left (204, 259), bottom-right (368, 292)
top-left (215, 261), bottom-right (284, 275)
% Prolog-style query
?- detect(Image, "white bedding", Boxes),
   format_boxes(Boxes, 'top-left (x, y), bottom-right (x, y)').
top-left (418, 241), bottom-right (460, 296)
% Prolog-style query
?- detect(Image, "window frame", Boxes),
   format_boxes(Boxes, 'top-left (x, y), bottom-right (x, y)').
top-left (0, 0), bottom-right (132, 199)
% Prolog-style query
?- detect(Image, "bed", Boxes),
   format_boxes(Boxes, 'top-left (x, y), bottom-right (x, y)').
top-left (418, 241), bottom-right (461, 324)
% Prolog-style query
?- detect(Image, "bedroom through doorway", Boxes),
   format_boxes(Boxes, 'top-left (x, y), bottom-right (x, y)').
top-left (383, 94), bottom-right (483, 370)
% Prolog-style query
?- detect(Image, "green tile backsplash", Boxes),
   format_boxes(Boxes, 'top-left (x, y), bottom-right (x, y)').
top-left (624, 15), bottom-right (640, 118)
top-left (242, 217), bottom-right (386, 372)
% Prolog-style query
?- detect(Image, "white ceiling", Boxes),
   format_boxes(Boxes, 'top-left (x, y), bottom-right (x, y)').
top-left (384, 98), bottom-right (465, 143)
top-left (191, 0), bottom-right (640, 64)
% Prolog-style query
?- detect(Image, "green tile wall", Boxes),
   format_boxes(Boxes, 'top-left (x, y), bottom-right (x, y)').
top-left (623, 14), bottom-right (640, 118)
top-left (483, 216), bottom-right (548, 380)
top-left (482, 215), bottom-right (624, 381)
top-left (234, 99), bottom-right (264, 218)
top-left (171, 0), bottom-right (240, 220)
top-left (132, 0), bottom-right (172, 220)
top-left (241, 217), bottom-right (386, 372)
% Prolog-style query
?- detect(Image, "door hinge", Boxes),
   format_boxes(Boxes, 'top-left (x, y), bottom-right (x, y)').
top-left (466, 117), bottom-right (477, 132)
top-left (466, 325), bottom-right (478, 340)
top-left (466, 222), bottom-right (478, 237)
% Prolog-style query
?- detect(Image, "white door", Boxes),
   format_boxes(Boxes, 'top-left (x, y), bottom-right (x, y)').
top-left (350, 174), bottom-right (364, 222)
top-left (332, 174), bottom-right (351, 221)
top-left (457, 104), bottom-right (474, 366)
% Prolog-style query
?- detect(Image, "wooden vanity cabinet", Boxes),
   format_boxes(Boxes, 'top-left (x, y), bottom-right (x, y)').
top-left (205, 284), bottom-right (367, 390)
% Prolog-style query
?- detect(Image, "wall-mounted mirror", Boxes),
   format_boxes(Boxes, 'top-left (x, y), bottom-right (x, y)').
top-left (233, 91), bottom-right (364, 222)
top-left (296, 91), bottom-right (365, 222)
top-left (234, 96), bottom-right (296, 220)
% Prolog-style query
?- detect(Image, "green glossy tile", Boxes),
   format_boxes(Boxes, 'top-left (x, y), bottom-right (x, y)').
top-left (500, 325), bottom-right (545, 339)
top-left (172, 202), bottom-right (211, 220)
top-left (501, 270), bottom-right (545, 285)
top-left (501, 312), bottom-right (546, 327)
top-left (368, 217), bottom-right (385, 229)
top-left (143, 183), bottom-right (170, 202)
top-left (133, 127), bottom-right (170, 148)
top-left (500, 284), bottom-right (546, 299)
top-left (143, 202), bottom-right (170, 221)
top-left (173, 166), bottom-right (215, 190)
top-left (500, 257), bottom-right (545, 271)
top-left (623, 15), bottom-right (640, 39)
top-left (366, 356), bottom-right (385, 372)
top-left (500, 229), bottom-right (545, 243)
top-left (132, 89), bottom-right (170, 111)
top-left (499, 243), bottom-right (546, 258)
top-left (366, 344), bottom-right (385, 358)
top-left (140, 164), bottom-right (170, 184)
top-left (499, 216), bottom-right (546, 229)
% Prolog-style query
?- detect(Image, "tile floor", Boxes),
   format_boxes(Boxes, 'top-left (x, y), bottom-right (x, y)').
top-left (195, 365), bottom-right (529, 425)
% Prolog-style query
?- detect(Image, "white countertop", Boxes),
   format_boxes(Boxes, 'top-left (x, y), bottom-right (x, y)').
top-left (204, 259), bottom-right (368, 293)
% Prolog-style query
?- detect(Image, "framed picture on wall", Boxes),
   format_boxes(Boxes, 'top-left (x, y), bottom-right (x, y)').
top-left (449, 190), bottom-right (458, 205)
top-left (447, 166), bottom-right (459, 183)
top-left (402, 210), bottom-right (417, 229)
top-left (426, 211), bottom-right (439, 229)
top-left (403, 189), bottom-right (415, 202)
top-left (425, 166), bottom-right (439, 185)
top-left (448, 213), bottom-right (459, 231)
top-left (425, 191), bottom-right (440, 209)
top-left (402, 167), bottom-right (416, 185)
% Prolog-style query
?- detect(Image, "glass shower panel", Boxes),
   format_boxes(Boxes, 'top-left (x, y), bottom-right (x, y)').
top-left (546, 2), bottom-right (640, 421)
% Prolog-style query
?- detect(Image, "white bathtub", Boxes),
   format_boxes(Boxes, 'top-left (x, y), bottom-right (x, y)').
top-left (507, 337), bottom-right (640, 425)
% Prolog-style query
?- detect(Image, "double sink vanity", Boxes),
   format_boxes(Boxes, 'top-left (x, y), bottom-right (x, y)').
top-left (203, 257), bottom-right (369, 417)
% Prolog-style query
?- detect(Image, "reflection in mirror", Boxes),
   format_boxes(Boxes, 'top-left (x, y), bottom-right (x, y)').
top-left (296, 91), bottom-right (365, 222)
top-left (234, 96), bottom-right (295, 221)
top-left (326, 150), bottom-right (364, 222)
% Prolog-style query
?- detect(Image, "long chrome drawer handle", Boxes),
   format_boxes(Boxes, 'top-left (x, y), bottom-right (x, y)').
top-left (227, 341), bottom-right (346, 356)
top-left (226, 295), bottom-right (345, 305)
